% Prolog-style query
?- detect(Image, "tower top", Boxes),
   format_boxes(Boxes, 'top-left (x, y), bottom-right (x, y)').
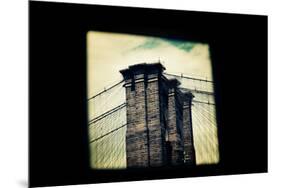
top-left (120, 63), bottom-right (166, 79)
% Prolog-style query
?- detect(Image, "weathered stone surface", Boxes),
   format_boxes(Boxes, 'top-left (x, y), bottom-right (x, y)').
top-left (167, 83), bottom-right (185, 166)
top-left (182, 93), bottom-right (196, 165)
top-left (120, 63), bottom-right (195, 168)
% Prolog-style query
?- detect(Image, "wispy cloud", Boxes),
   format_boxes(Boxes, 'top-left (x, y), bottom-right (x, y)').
top-left (131, 38), bottom-right (162, 50)
top-left (128, 37), bottom-right (196, 53)
top-left (164, 39), bottom-right (195, 52)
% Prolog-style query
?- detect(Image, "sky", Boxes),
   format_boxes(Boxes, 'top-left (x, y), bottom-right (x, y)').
top-left (87, 31), bottom-right (219, 167)
top-left (87, 31), bottom-right (213, 97)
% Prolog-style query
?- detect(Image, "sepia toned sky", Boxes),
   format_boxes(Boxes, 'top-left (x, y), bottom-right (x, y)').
top-left (87, 31), bottom-right (219, 167)
top-left (87, 31), bottom-right (213, 97)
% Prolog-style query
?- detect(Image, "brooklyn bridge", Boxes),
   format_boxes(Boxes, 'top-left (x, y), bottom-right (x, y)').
top-left (88, 62), bottom-right (219, 169)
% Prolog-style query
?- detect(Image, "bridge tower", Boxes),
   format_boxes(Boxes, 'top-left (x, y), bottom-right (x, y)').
top-left (120, 63), bottom-right (195, 168)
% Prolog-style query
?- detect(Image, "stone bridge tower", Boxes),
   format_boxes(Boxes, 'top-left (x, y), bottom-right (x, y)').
top-left (120, 63), bottom-right (195, 168)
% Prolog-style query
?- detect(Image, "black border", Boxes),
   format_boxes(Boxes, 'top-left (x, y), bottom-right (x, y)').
top-left (29, 1), bottom-right (268, 187)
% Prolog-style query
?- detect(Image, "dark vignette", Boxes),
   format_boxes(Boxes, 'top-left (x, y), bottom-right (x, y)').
top-left (29, 1), bottom-right (268, 187)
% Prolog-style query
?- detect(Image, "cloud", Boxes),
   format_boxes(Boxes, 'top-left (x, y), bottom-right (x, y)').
top-left (87, 31), bottom-right (212, 96)
top-left (164, 39), bottom-right (195, 52)
top-left (130, 38), bottom-right (162, 51)
top-left (128, 37), bottom-right (196, 54)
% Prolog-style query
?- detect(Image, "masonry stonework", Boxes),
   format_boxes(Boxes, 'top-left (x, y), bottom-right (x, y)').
top-left (182, 93), bottom-right (196, 165)
top-left (167, 79), bottom-right (185, 165)
top-left (120, 63), bottom-right (195, 168)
